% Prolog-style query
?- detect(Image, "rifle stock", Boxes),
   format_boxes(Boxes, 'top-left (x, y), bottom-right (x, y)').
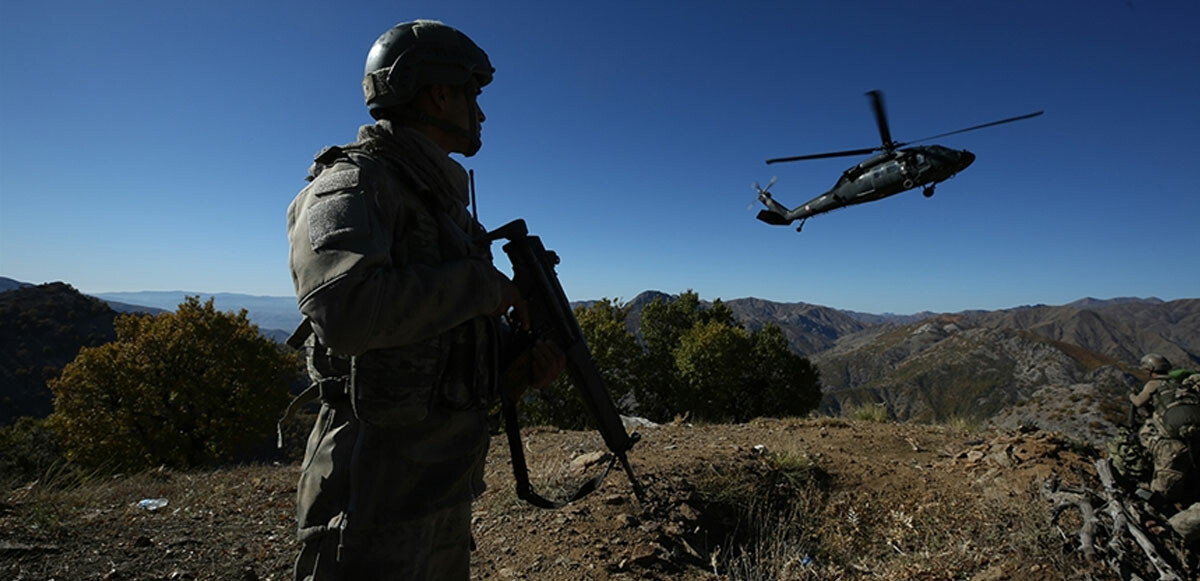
top-left (484, 219), bottom-right (645, 507)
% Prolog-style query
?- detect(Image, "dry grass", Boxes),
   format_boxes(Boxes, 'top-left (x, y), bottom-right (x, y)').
top-left (844, 402), bottom-right (890, 423)
top-left (944, 414), bottom-right (982, 432)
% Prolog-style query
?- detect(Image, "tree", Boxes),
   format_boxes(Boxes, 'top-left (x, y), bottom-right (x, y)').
top-left (638, 293), bottom-right (823, 423)
top-left (674, 320), bottom-right (753, 420)
top-left (521, 291), bottom-right (823, 427)
top-left (522, 299), bottom-right (642, 429)
top-left (674, 322), bottom-right (822, 422)
top-left (47, 297), bottom-right (297, 471)
top-left (636, 291), bottom-right (704, 420)
top-left (744, 323), bottom-right (822, 419)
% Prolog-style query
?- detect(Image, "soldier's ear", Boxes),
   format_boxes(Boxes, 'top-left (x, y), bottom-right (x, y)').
top-left (427, 84), bottom-right (453, 112)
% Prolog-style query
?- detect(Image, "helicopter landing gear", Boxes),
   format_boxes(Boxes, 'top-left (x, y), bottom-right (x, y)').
top-left (922, 185), bottom-right (935, 198)
top-left (795, 218), bottom-right (807, 232)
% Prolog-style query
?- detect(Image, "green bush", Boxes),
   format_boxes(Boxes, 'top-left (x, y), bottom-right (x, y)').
top-left (47, 297), bottom-right (298, 471)
top-left (525, 291), bottom-right (822, 427)
top-left (523, 299), bottom-right (642, 429)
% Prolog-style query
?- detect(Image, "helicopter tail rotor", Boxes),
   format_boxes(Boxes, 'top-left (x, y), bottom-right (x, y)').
top-left (748, 176), bottom-right (778, 209)
top-left (751, 177), bottom-right (796, 225)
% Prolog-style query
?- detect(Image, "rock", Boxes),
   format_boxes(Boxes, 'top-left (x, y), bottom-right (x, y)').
top-left (570, 451), bottom-right (610, 472)
top-left (621, 415), bottom-right (660, 430)
top-left (630, 542), bottom-right (659, 565)
top-left (602, 494), bottom-right (626, 506)
top-left (1167, 502), bottom-right (1200, 542)
top-left (615, 513), bottom-right (639, 528)
top-left (987, 447), bottom-right (1015, 468)
top-left (674, 502), bottom-right (701, 522)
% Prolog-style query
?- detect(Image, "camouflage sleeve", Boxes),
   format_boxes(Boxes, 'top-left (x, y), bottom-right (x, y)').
top-left (287, 159), bottom-right (505, 356)
top-left (1130, 380), bottom-right (1158, 408)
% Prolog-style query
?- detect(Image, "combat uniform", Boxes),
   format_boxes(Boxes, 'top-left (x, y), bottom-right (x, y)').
top-left (1132, 375), bottom-right (1199, 502)
top-left (286, 119), bottom-right (507, 580)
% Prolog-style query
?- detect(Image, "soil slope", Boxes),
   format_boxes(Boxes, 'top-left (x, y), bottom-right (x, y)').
top-left (2, 419), bottom-right (1109, 580)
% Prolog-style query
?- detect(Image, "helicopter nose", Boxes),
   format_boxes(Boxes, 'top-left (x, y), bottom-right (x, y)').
top-left (960, 150), bottom-right (976, 168)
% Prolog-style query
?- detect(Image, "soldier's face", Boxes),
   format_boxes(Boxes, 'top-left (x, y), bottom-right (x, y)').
top-left (448, 82), bottom-right (485, 156)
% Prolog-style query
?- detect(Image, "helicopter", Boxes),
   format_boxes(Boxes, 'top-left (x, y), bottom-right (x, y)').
top-left (754, 90), bottom-right (1042, 231)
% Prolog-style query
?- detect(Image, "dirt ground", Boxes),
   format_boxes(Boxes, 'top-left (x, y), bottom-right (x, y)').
top-left (1, 418), bottom-right (1114, 580)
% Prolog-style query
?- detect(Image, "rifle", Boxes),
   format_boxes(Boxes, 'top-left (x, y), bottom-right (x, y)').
top-left (483, 219), bottom-right (646, 508)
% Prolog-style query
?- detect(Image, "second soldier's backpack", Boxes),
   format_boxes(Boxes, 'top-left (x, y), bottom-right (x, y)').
top-left (1155, 374), bottom-right (1200, 440)
top-left (1168, 368), bottom-right (1196, 383)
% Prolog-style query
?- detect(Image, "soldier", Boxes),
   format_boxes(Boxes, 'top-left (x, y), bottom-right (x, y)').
top-left (285, 20), bottom-right (563, 580)
top-left (1130, 353), bottom-right (1199, 505)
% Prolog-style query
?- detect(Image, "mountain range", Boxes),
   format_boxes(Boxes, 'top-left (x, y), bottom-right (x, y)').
top-left (2, 277), bottom-right (1196, 443)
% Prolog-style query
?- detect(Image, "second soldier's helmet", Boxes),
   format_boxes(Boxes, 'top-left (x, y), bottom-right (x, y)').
top-left (362, 20), bottom-right (494, 119)
top-left (1140, 353), bottom-right (1172, 374)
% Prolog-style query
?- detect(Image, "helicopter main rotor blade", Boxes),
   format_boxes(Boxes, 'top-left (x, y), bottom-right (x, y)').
top-left (867, 90), bottom-right (895, 150)
top-left (897, 111), bottom-right (1044, 147)
top-left (766, 147), bottom-right (879, 164)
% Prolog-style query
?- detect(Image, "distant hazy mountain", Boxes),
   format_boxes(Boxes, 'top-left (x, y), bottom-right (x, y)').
top-left (0, 276), bottom-right (33, 293)
top-left (1067, 296), bottom-right (1165, 309)
top-left (90, 290), bottom-right (301, 335)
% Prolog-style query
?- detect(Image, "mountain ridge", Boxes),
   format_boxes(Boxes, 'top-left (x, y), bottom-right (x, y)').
top-left (4, 278), bottom-right (1197, 444)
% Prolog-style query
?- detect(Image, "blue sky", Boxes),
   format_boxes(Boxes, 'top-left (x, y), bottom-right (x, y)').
top-left (2, 0), bottom-right (1197, 314)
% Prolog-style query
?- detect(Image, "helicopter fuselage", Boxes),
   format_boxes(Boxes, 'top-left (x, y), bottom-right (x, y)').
top-left (757, 145), bottom-right (975, 227)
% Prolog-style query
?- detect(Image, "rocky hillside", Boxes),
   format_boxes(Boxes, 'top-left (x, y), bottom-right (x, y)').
top-left (963, 298), bottom-right (1200, 367)
top-left (722, 297), bottom-right (871, 354)
top-left (621, 293), bottom-right (1196, 445)
top-left (812, 316), bottom-right (1140, 443)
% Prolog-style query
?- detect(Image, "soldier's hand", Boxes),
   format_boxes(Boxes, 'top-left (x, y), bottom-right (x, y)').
top-left (502, 339), bottom-right (566, 400)
top-left (528, 340), bottom-right (566, 389)
top-left (492, 278), bottom-right (530, 330)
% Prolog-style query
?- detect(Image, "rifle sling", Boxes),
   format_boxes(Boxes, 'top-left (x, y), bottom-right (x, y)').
top-left (500, 392), bottom-right (619, 509)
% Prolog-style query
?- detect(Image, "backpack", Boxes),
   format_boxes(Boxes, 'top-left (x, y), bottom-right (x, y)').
top-left (1154, 374), bottom-right (1200, 440)
top-left (1168, 368), bottom-right (1197, 383)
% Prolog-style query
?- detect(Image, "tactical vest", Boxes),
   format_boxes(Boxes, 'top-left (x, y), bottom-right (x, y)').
top-left (285, 141), bottom-right (497, 430)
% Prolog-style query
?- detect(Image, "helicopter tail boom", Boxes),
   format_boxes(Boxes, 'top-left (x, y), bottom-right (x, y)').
top-left (755, 208), bottom-right (791, 226)
top-left (756, 191), bottom-right (820, 227)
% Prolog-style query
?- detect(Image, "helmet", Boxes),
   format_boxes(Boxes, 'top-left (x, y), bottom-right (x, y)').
top-left (1140, 353), bottom-right (1172, 374)
top-left (362, 20), bottom-right (494, 117)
